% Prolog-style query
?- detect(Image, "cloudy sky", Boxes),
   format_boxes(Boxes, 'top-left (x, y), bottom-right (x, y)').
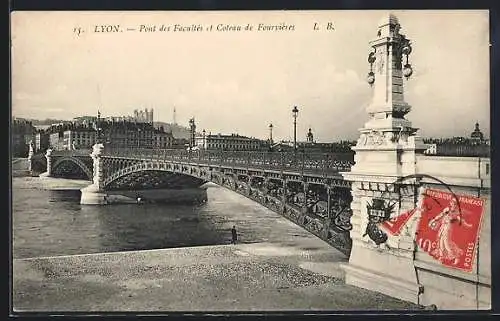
top-left (11, 10), bottom-right (489, 141)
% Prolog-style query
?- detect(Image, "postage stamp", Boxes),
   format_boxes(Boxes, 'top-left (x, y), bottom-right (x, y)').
top-left (362, 174), bottom-right (486, 273)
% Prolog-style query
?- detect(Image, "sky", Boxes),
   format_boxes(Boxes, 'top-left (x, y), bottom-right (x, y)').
top-left (11, 10), bottom-right (490, 142)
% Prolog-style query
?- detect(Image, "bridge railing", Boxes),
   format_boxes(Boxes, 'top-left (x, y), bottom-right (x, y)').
top-left (51, 149), bottom-right (93, 157)
top-left (102, 147), bottom-right (355, 174)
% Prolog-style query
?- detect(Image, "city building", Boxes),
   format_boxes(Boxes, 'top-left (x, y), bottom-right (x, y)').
top-left (195, 131), bottom-right (206, 149)
top-left (99, 120), bottom-right (173, 149)
top-left (153, 126), bottom-right (174, 149)
top-left (422, 122), bottom-right (490, 157)
top-left (12, 119), bottom-right (37, 157)
top-left (49, 132), bottom-right (64, 151)
top-left (42, 122), bottom-right (97, 151)
top-left (205, 133), bottom-right (267, 151)
top-left (34, 131), bottom-right (50, 153)
top-left (424, 143), bottom-right (437, 155)
top-left (16, 110), bottom-right (182, 152)
top-left (63, 128), bottom-right (97, 150)
top-left (173, 137), bottom-right (189, 149)
top-left (267, 129), bottom-right (355, 153)
top-left (269, 141), bottom-right (294, 151)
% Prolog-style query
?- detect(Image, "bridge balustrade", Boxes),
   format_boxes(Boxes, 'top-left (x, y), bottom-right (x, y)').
top-left (100, 147), bottom-right (354, 174)
top-left (51, 149), bottom-right (93, 157)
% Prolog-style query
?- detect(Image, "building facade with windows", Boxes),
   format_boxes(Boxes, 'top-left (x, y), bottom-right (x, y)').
top-left (100, 120), bottom-right (173, 149)
top-left (205, 133), bottom-right (267, 151)
top-left (35, 131), bottom-right (50, 152)
top-left (12, 119), bottom-right (37, 157)
top-left (63, 128), bottom-right (97, 150)
top-left (49, 132), bottom-right (64, 151)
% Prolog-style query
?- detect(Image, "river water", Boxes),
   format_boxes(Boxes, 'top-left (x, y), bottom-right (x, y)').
top-left (12, 177), bottom-right (312, 259)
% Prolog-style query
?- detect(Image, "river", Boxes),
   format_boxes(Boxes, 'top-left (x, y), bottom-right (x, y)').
top-left (12, 176), bottom-right (312, 259)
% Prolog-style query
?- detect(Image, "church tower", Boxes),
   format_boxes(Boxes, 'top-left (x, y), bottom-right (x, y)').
top-left (306, 128), bottom-right (314, 144)
top-left (470, 122), bottom-right (484, 142)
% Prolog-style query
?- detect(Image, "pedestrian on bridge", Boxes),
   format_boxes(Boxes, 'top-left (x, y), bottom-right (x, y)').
top-left (231, 225), bottom-right (238, 244)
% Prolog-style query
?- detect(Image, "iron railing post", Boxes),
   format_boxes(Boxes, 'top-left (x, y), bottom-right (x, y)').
top-left (301, 151), bottom-right (305, 176)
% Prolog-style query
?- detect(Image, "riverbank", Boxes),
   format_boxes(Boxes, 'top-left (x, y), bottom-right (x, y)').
top-left (12, 158), bottom-right (32, 177)
top-left (13, 237), bottom-right (420, 312)
top-left (13, 176), bottom-right (91, 190)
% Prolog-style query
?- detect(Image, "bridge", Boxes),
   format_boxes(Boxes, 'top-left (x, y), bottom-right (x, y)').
top-left (40, 146), bottom-right (356, 255)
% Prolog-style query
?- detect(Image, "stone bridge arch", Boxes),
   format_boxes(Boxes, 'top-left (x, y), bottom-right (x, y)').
top-left (51, 156), bottom-right (93, 180)
top-left (30, 153), bottom-right (48, 174)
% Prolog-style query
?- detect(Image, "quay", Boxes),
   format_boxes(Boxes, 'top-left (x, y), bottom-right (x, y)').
top-left (13, 236), bottom-right (420, 312)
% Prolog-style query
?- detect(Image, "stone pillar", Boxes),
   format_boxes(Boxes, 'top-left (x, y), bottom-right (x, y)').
top-left (80, 143), bottom-right (108, 205)
top-left (27, 141), bottom-right (34, 172)
top-left (39, 148), bottom-right (53, 177)
top-left (326, 186), bottom-right (332, 219)
top-left (282, 178), bottom-right (287, 213)
top-left (340, 13), bottom-right (427, 304)
top-left (263, 177), bottom-right (269, 194)
top-left (302, 182), bottom-right (309, 214)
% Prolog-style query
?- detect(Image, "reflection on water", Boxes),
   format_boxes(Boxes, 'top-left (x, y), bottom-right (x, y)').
top-left (12, 177), bottom-right (311, 259)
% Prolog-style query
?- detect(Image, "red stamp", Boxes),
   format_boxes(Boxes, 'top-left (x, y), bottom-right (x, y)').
top-left (415, 189), bottom-right (485, 272)
top-left (380, 208), bottom-right (416, 236)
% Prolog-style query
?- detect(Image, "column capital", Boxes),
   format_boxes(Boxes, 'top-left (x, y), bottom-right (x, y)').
top-left (91, 143), bottom-right (105, 158)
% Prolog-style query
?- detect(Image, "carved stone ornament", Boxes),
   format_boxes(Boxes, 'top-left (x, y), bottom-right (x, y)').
top-left (365, 131), bottom-right (385, 146)
top-left (398, 133), bottom-right (409, 144)
top-left (363, 198), bottom-right (397, 245)
top-left (357, 134), bottom-right (368, 146)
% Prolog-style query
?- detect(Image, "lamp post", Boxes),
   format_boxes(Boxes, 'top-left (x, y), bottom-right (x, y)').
top-left (269, 123), bottom-right (273, 146)
top-left (292, 106), bottom-right (299, 153)
top-left (189, 118), bottom-right (196, 150)
top-left (96, 110), bottom-right (102, 144)
top-left (202, 129), bottom-right (206, 150)
top-left (137, 127), bottom-right (141, 150)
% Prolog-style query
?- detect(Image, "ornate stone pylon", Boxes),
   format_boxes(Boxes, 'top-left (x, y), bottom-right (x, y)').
top-left (27, 141), bottom-right (34, 173)
top-left (341, 13), bottom-right (428, 304)
top-left (80, 143), bottom-right (108, 205)
top-left (39, 148), bottom-right (53, 177)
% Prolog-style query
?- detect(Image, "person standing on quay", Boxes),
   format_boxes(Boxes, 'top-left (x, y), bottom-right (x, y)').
top-left (231, 225), bottom-right (238, 244)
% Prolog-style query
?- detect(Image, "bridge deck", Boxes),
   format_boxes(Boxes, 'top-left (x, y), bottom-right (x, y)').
top-left (105, 148), bottom-right (353, 177)
top-left (52, 148), bottom-right (354, 179)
